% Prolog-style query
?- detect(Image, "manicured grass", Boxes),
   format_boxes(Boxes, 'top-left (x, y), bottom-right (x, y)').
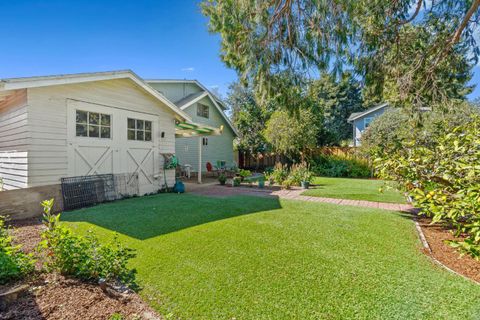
top-left (303, 176), bottom-right (406, 203)
top-left (62, 194), bottom-right (480, 319)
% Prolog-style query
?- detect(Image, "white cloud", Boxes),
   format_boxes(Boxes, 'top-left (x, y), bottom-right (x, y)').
top-left (181, 67), bottom-right (195, 72)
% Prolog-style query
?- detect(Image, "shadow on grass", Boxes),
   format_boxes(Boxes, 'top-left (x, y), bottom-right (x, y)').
top-left (61, 193), bottom-right (282, 240)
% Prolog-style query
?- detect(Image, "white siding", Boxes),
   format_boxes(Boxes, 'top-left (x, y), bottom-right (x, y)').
top-left (0, 90), bottom-right (29, 189)
top-left (148, 82), bottom-right (202, 104)
top-left (27, 78), bottom-right (177, 187)
top-left (176, 96), bottom-right (235, 171)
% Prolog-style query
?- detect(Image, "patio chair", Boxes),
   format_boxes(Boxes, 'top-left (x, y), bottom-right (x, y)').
top-left (206, 162), bottom-right (218, 177)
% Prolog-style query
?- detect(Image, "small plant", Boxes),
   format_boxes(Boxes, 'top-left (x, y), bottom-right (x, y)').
top-left (281, 176), bottom-right (296, 189)
top-left (269, 163), bottom-right (289, 185)
top-left (232, 176), bottom-right (242, 187)
top-left (218, 174), bottom-right (227, 185)
top-left (239, 169), bottom-right (251, 179)
top-left (0, 216), bottom-right (35, 284)
top-left (39, 199), bottom-right (138, 289)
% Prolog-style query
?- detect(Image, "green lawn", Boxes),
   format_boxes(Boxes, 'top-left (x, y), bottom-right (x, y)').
top-left (63, 194), bottom-right (480, 319)
top-left (303, 176), bottom-right (406, 203)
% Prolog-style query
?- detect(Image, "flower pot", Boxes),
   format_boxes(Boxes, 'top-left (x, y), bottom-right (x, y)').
top-left (301, 181), bottom-right (310, 189)
top-left (258, 180), bottom-right (265, 189)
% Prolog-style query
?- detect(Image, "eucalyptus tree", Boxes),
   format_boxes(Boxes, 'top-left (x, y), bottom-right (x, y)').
top-left (202, 0), bottom-right (480, 112)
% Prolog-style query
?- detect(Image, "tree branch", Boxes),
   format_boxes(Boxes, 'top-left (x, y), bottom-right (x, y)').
top-left (399, 0), bottom-right (423, 25)
top-left (451, 0), bottom-right (480, 45)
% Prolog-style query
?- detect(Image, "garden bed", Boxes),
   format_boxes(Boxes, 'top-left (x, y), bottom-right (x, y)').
top-left (2, 219), bottom-right (161, 320)
top-left (417, 217), bottom-right (480, 284)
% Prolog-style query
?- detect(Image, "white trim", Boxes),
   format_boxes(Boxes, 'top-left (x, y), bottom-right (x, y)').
top-left (0, 70), bottom-right (193, 123)
top-left (179, 92), bottom-right (209, 109)
top-left (348, 103), bottom-right (388, 122)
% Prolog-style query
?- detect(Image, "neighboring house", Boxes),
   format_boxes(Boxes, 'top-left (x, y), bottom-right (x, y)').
top-left (0, 70), bottom-right (220, 195)
top-left (347, 103), bottom-right (388, 146)
top-left (147, 79), bottom-right (239, 173)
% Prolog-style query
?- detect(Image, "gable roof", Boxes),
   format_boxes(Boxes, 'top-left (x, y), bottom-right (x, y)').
top-left (146, 79), bottom-right (227, 110)
top-left (347, 103), bottom-right (388, 122)
top-left (0, 70), bottom-right (192, 122)
top-left (146, 79), bottom-right (239, 137)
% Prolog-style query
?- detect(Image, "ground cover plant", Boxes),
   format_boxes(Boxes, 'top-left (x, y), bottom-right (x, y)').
top-left (0, 216), bottom-right (35, 284)
top-left (302, 177), bottom-right (405, 203)
top-left (309, 153), bottom-right (372, 178)
top-left (62, 193), bottom-right (480, 319)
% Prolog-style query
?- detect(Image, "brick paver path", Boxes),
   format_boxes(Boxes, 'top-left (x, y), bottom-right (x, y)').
top-left (187, 183), bottom-right (415, 212)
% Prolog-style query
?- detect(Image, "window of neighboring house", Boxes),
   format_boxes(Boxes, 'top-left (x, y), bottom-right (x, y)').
top-left (202, 137), bottom-right (208, 146)
top-left (364, 117), bottom-right (374, 129)
top-left (128, 118), bottom-right (152, 141)
top-left (76, 110), bottom-right (111, 138)
top-left (197, 103), bottom-right (209, 118)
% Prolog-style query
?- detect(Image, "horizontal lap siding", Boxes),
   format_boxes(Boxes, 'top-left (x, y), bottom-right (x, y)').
top-left (177, 96), bottom-right (235, 171)
top-left (0, 90), bottom-right (29, 189)
top-left (27, 78), bottom-right (177, 187)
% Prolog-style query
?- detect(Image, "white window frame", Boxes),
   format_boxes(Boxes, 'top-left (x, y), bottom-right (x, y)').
top-left (127, 118), bottom-right (153, 142)
top-left (75, 110), bottom-right (112, 139)
top-left (197, 103), bottom-right (209, 118)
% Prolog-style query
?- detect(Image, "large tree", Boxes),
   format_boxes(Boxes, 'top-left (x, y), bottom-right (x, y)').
top-left (227, 82), bottom-right (271, 158)
top-left (307, 73), bottom-right (363, 145)
top-left (202, 0), bottom-right (479, 112)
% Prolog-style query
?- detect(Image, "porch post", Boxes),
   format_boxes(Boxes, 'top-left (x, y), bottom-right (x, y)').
top-left (198, 136), bottom-right (202, 184)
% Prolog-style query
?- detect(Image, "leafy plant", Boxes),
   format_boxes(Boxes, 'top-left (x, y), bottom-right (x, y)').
top-left (218, 174), bottom-right (227, 185)
top-left (310, 154), bottom-right (371, 178)
top-left (373, 114), bottom-right (480, 259)
top-left (239, 169), bottom-right (251, 178)
top-left (0, 216), bottom-right (35, 284)
top-left (39, 200), bottom-right (138, 288)
top-left (267, 163), bottom-right (289, 185)
top-left (288, 162), bottom-right (313, 186)
top-left (232, 177), bottom-right (242, 187)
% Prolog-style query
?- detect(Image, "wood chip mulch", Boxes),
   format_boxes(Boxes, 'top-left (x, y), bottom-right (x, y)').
top-left (2, 218), bottom-right (162, 320)
top-left (417, 217), bottom-right (480, 283)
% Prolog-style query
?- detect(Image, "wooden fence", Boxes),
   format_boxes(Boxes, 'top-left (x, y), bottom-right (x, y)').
top-left (238, 147), bottom-right (361, 170)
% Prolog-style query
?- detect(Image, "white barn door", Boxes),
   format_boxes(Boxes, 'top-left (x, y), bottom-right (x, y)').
top-left (67, 100), bottom-right (161, 195)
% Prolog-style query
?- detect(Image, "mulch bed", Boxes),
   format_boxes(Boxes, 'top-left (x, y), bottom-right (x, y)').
top-left (417, 217), bottom-right (480, 283)
top-left (2, 219), bottom-right (162, 320)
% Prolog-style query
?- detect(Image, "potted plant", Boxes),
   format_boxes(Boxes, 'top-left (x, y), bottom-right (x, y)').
top-left (300, 169), bottom-right (313, 189)
top-left (218, 174), bottom-right (227, 185)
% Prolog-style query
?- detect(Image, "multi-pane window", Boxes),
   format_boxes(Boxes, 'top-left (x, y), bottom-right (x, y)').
top-left (76, 110), bottom-right (111, 138)
top-left (197, 103), bottom-right (209, 118)
top-left (128, 118), bottom-right (152, 141)
top-left (202, 137), bottom-right (208, 146)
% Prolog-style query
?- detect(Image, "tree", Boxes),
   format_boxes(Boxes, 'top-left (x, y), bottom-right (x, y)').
top-left (202, 0), bottom-right (479, 112)
top-left (227, 82), bottom-right (271, 163)
top-left (263, 109), bottom-right (318, 160)
top-left (307, 73), bottom-right (363, 145)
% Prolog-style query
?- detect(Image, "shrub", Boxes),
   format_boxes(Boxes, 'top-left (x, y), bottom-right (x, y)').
top-left (267, 163), bottom-right (289, 185)
top-left (310, 154), bottom-right (371, 178)
top-left (39, 199), bottom-right (137, 288)
top-left (239, 169), bottom-right (251, 178)
top-left (218, 174), bottom-right (227, 185)
top-left (373, 115), bottom-right (480, 259)
top-left (0, 216), bottom-right (35, 284)
top-left (288, 162), bottom-right (313, 185)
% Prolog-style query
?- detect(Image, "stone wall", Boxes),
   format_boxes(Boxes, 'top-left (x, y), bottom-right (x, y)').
top-left (0, 184), bottom-right (63, 220)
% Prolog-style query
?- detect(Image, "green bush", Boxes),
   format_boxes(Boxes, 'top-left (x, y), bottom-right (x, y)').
top-left (288, 162), bottom-right (313, 185)
top-left (239, 169), bottom-right (251, 178)
top-left (266, 163), bottom-right (289, 185)
top-left (0, 216), bottom-right (35, 284)
top-left (310, 154), bottom-right (371, 178)
top-left (373, 115), bottom-right (480, 259)
top-left (39, 199), bottom-right (137, 288)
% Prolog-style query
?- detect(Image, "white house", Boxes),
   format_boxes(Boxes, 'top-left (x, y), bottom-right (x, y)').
top-left (147, 79), bottom-right (239, 175)
top-left (0, 70), bottom-right (221, 200)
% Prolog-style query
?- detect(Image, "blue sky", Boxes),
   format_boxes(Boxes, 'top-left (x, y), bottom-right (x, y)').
top-left (0, 0), bottom-right (479, 100)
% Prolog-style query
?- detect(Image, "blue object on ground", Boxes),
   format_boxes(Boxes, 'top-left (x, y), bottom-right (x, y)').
top-left (173, 180), bottom-right (185, 193)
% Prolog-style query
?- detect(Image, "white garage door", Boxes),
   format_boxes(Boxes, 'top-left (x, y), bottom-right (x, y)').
top-left (67, 100), bottom-right (161, 195)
